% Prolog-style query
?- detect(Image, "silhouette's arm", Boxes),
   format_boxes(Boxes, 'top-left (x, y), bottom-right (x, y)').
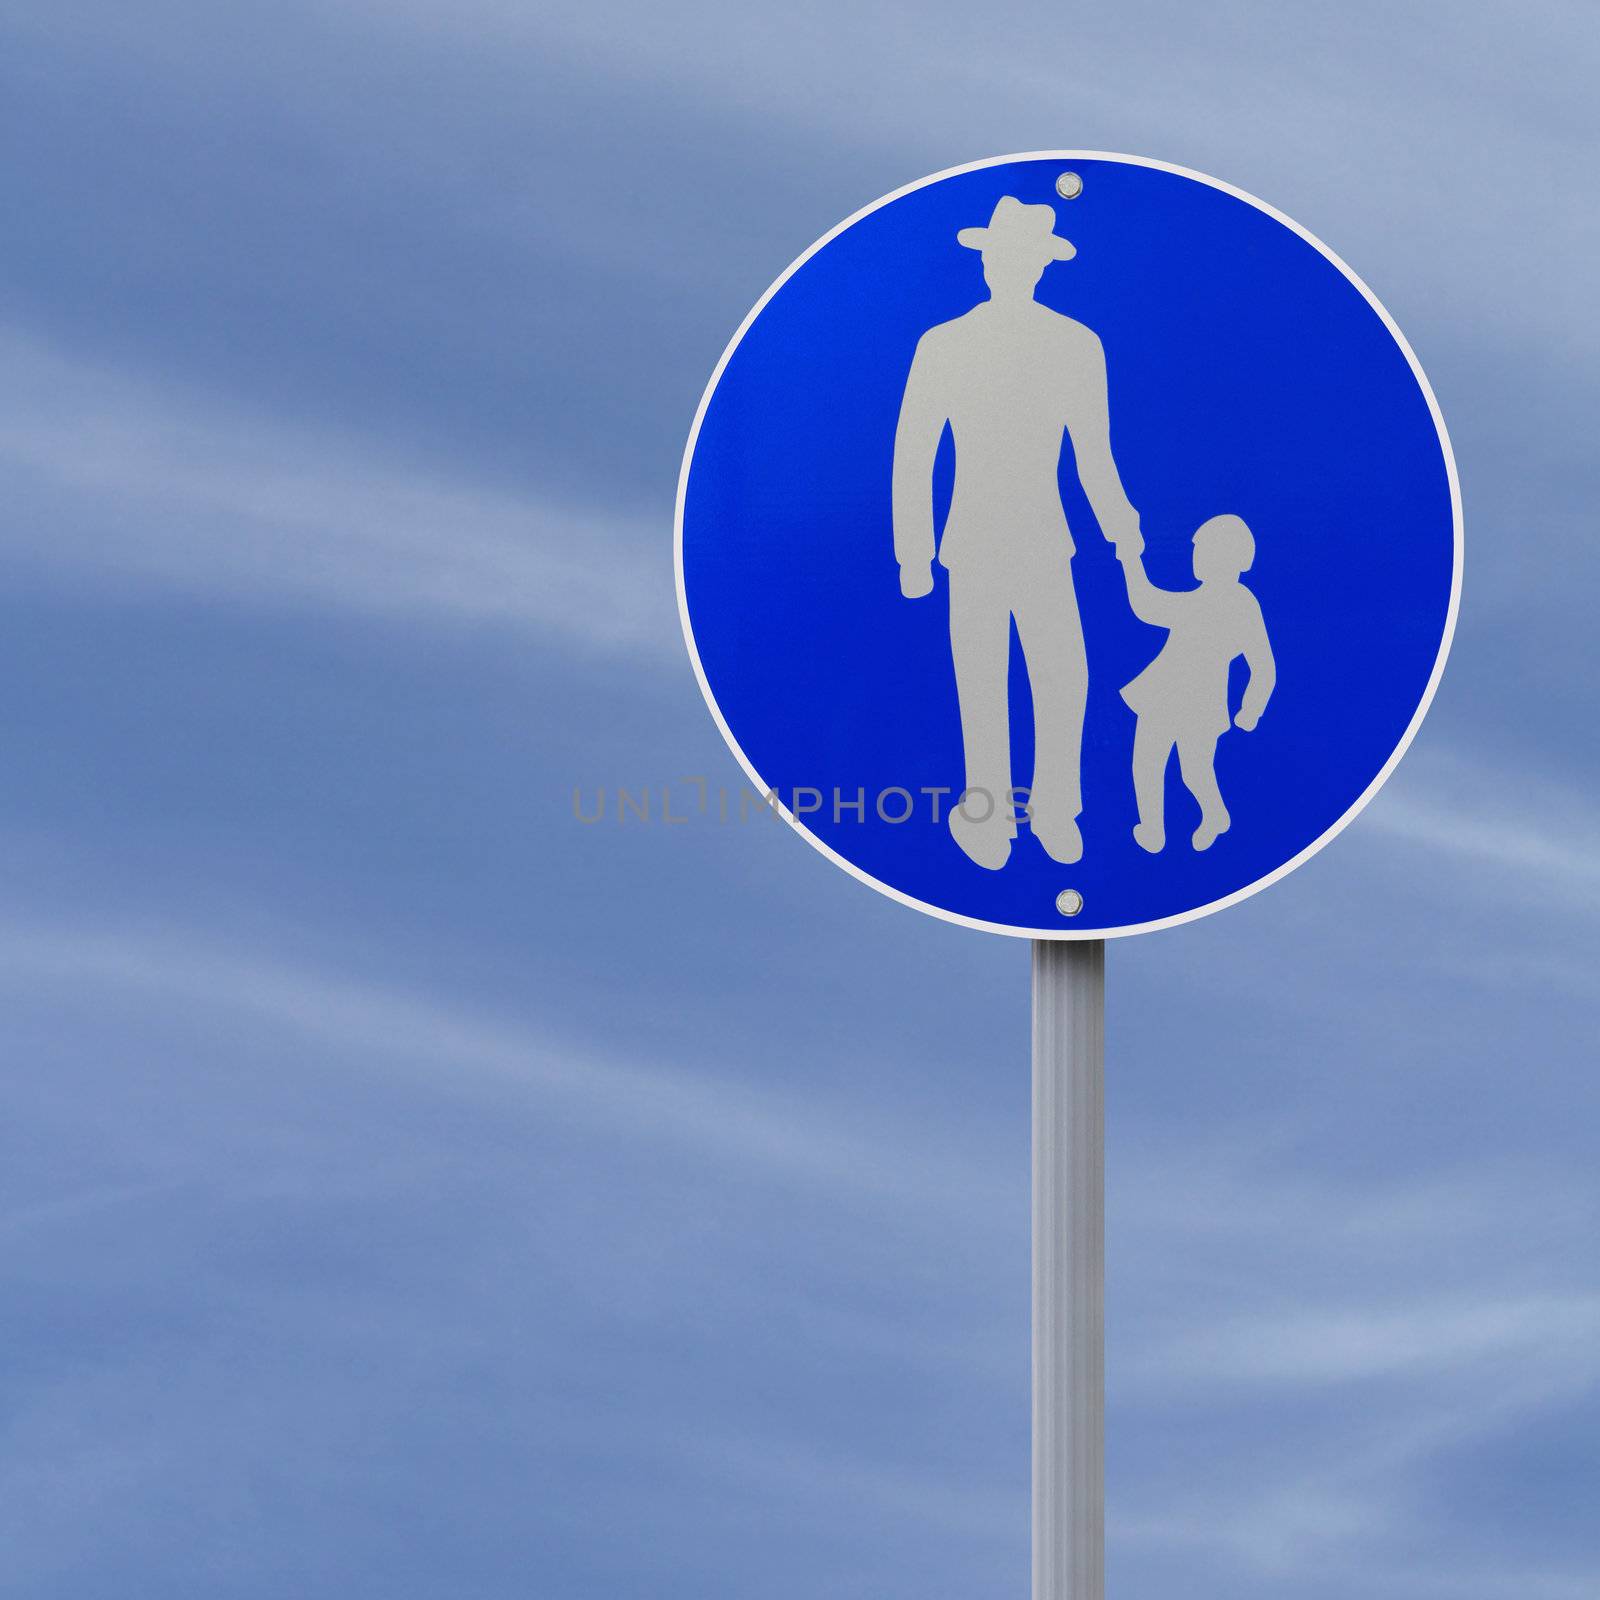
top-left (1118, 553), bottom-right (1180, 627)
top-left (1236, 595), bottom-right (1276, 729)
top-left (1067, 334), bottom-right (1141, 552)
top-left (891, 333), bottom-right (948, 596)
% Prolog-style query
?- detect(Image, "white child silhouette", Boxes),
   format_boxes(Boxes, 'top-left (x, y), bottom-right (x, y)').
top-left (1116, 514), bottom-right (1276, 852)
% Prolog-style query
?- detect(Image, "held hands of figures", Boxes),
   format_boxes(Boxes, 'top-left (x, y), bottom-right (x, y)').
top-left (905, 525), bottom-right (1140, 596)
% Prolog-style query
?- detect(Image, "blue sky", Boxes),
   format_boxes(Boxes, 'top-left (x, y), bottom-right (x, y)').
top-left (1, 2), bottom-right (1597, 1596)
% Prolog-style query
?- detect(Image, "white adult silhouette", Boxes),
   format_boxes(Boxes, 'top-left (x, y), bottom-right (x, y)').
top-left (892, 195), bottom-right (1142, 869)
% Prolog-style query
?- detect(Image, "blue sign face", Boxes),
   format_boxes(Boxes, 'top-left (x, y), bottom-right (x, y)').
top-left (676, 154), bottom-right (1461, 938)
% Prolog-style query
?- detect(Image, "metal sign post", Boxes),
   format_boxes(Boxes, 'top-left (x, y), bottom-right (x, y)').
top-left (1032, 938), bottom-right (1105, 1600)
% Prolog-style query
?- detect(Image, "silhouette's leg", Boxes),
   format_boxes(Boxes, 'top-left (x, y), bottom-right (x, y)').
top-left (1179, 732), bottom-right (1230, 850)
top-left (1015, 560), bottom-right (1087, 863)
top-left (1131, 719), bottom-right (1170, 853)
top-left (947, 564), bottom-right (1015, 869)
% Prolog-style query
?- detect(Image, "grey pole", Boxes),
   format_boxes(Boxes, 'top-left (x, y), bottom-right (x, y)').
top-left (1032, 938), bottom-right (1105, 1600)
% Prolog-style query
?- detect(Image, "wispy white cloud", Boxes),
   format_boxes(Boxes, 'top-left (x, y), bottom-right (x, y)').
top-left (1370, 788), bottom-right (1600, 901)
top-left (1354, 738), bottom-right (1600, 921)
top-left (1129, 1290), bottom-right (1600, 1389)
top-left (0, 331), bottom-right (674, 654)
top-left (1113, 1497), bottom-right (1600, 1600)
top-left (0, 912), bottom-right (1002, 1217)
top-left (1114, 1125), bottom-right (1599, 1262)
top-left (0, 1180), bottom-right (194, 1242)
top-left (663, 1429), bottom-right (1022, 1544)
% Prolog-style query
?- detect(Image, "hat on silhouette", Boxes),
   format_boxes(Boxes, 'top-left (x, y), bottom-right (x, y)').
top-left (957, 195), bottom-right (1076, 260)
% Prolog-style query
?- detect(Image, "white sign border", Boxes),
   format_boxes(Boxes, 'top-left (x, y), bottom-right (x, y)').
top-left (673, 150), bottom-right (1464, 940)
